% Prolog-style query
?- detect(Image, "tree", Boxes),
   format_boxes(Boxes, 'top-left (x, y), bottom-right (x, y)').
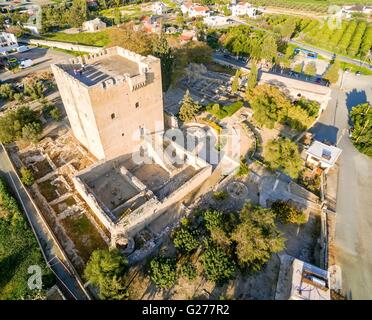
top-left (271, 200), bottom-right (307, 224)
top-left (172, 228), bottom-right (199, 253)
top-left (0, 84), bottom-right (16, 100)
top-left (201, 242), bottom-right (236, 284)
top-left (153, 36), bottom-right (174, 92)
top-left (68, 0), bottom-right (88, 28)
top-left (178, 90), bottom-right (200, 122)
top-left (20, 167), bottom-right (35, 186)
top-left (293, 63), bottom-right (303, 73)
top-left (23, 78), bottom-right (45, 100)
top-left (246, 63), bottom-right (258, 92)
top-left (231, 203), bottom-right (285, 270)
top-left (50, 107), bottom-right (62, 121)
top-left (247, 84), bottom-right (291, 129)
top-left (276, 18), bottom-right (296, 39)
top-left (114, 8), bottom-right (121, 25)
top-left (304, 62), bottom-right (317, 76)
top-left (179, 261), bottom-right (197, 281)
top-left (258, 35), bottom-right (277, 63)
top-left (349, 103), bottom-right (372, 157)
top-left (84, 249), bottom-right (129, 300)
top-left (263, 138), bottom-right (303, 179)
top-left (22, 122), bottom-right (42, 143)
top-left (149, 256), bottom-right (177, 289)
top-left (0, 106), bottom-right (41, 144)
top-left (203, 210), bottom-right (232, 248)
top-left (231, 69), bottom-right (240, 94)
top-left (323, 59), bottom-right (340, 84)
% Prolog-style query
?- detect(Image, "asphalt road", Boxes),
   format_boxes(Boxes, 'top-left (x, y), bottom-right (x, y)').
top-left (1, 47), bottom-right (73, 82)
top-left (289, 40), bottom-right (372, 69)
top-left (0, 144), bottom-right (89, 300)
top-left (310, 73), bottom-right (372, 299)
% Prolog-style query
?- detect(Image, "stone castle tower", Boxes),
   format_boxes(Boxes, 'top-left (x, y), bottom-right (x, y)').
top-left (51, 46), bottom-right (164, 160)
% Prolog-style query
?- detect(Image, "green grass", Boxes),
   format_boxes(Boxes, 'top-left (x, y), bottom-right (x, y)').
top-left (61, 213), bottom-right (107, 263)
top-left (206, 101), bottom-right (244, 120)
top-left (340, 61), bottom-right (372, 75)
top-left (0, 178), bottom-right (53, 299)
top-left (43, 31), bottom-right (110, 47)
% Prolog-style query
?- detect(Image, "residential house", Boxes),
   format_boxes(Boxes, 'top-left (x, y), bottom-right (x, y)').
top-left (82, 18), bottom-right (106, 32)
top-left (152, 1), bottom-right (169, 15)
top-left (0, 32), bottom-right (18, 54)
top-left (305, 140), bottom-right (342, 173)
top-left (182, 3), bottom-right (210, 17)
top-left (285, 259), bottom-right (331, 300)
top-left (230, 2), bottom-right (259, 18)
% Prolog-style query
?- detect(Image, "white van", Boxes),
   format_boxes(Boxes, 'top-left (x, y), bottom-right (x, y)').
top-left (17, 45), bottom-right (31, 53)
top-left (19, 59), bottom-right (33, 69)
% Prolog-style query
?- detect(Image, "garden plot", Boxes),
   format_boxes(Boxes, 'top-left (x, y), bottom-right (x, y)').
top-left (60, 212), bottom-right (107, 263)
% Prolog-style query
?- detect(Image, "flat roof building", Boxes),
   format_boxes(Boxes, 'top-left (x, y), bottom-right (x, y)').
top-left (306, 140), bottom-right (342, 173)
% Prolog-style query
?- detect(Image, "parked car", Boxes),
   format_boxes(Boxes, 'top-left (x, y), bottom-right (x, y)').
top-left (3, 56), bottom-right (19, 69)
top-left (17, 45), bottom-right (31, 53)
top-left (356, 71), bottom-right (362, 76)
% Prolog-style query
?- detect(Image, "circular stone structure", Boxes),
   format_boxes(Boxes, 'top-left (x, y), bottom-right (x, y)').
top-left (226, 181), bottom-right (249, 199)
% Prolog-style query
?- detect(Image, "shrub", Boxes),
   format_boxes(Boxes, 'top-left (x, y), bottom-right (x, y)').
top-left (149, 256), bottom-right (177, 289)
top-left (172, 228), bottom-right (199, 253)
top-left (179, 261), bottom-right (197, 281)
top-left (201, 243), bottom-right (236, 284)
top-left (20, 167), bottom-right (35, 186)
top-left (213, 191), bottom-right (229, 201)
top-left (236, 157), bottom-right (249, 177)
top-left (271, 200), bottom-right (307, 224)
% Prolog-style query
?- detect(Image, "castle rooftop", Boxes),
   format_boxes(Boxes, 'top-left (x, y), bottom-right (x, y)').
top-left (53, 46), bottom-right (157, 88)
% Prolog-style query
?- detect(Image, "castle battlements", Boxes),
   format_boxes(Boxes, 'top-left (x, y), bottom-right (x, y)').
top-left (53, 46), bottom-right (159, 91)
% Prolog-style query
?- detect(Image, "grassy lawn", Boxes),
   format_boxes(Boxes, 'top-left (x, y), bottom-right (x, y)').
top-left (43, 31), bottom-right (110, 47)
top-left (340, 61), bottom-right (372, 75)
top-left (61, 213), bottom-right (107, 263)
top-left (0, 178), bottom-right (53, 299)
top-left (205, 101), bottom-right (244, 120)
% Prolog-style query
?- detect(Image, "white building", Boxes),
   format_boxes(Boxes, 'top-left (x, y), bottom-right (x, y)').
top-left (288, 259), bottom-right (331, 300)
top-left (0, 32), bottom-right (18, 54)
top-left (152, 2), bottom-right (169, 15)
top-left (82, 18), bottom-right (106, 32)
top-left (230, 2), bottom-right (259, 18)
top-left (181, 3), bottom-right (210, 17)
top-left (305, 140), bottom-right (342, 173)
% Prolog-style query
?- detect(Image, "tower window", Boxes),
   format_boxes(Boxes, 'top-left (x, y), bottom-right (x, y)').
top-left (111, 113), bottom-right (116, 119)
top-left (135, 102), bottom-right (139, 109)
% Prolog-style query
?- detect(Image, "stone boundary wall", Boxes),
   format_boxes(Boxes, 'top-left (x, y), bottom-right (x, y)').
top-left (25, 38), bottom-right (102, 53)
top-left (73, 176), bottom-right (116, 231)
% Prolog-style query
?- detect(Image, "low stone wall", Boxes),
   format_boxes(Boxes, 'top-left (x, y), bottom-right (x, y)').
top-left (73, 176), bottom-right (115, 232)
top-left (26, 38), bottom-right (102, 53)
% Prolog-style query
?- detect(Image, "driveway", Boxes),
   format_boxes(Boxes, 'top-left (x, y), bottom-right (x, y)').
top-left (1, 47), bottom-right (73, 82)
top-left (310, 72), bottom-right (372, 299)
